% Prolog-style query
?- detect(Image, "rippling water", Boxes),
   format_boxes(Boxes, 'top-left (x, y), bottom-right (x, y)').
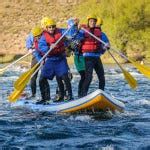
top-left (0, 64), bottom-right (150, 149)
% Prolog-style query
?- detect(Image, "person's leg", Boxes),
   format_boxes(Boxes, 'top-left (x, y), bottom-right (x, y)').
top-left (63, 71), bottom-right (73, 99)
top-left (36, 58), bottom-right (54, 104)
top-left (38, 75), bottom-right (50, 103)
top-left (94, 58), bottom-right (105, 90)
top-left (30, 57), bottom-right (39, 97)
top-left (78, 70), bottom-right (86, 97)
top-left (62, 73), bottom-right (73, 100)
top-left (55, 57), bottom-right (72, 101)
top-left (56, 76), bottom-right (64, 100)
top-left (81, 57), bottom-right (94, 96)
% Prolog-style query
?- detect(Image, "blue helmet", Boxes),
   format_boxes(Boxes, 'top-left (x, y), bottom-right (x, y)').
top-left (67, 18), bottom-right (75, 27)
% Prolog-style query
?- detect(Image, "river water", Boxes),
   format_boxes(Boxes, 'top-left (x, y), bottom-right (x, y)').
top-left (0, 64), bottom-right (150, 149)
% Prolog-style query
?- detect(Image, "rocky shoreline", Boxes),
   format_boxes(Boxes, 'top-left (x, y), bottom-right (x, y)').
top-left (0, 53), bottom-right (149, 65)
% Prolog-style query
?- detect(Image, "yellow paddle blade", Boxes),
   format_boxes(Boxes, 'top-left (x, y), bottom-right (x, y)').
top-left (107, 50), bottom-right (137, 89)
top-left (128, 58), bottom-right (150, 78)
top-left (15, 74), bottom-right (31, 90)
top-left (14, 69), bottom-right (32, 89)
top-left (122, 68), bottom-right (137, 89)
top-left (9, 59), bottom-right (39, 103)
top-left (8, 88), bottom-right (25, 103)
top-left (14, 63), bottom-right (38, 89)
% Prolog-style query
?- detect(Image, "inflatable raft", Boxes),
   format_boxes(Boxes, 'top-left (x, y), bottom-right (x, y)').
top-left (12, 89), bottom-right (125, 114)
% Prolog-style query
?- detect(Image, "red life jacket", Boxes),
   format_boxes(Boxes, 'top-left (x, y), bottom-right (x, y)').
top-left (34, 38), bottom-right (45, 56)
top-left (81, 26), bottom-right (102, 53)
top-left (43, 29), bottom-right (65, 56)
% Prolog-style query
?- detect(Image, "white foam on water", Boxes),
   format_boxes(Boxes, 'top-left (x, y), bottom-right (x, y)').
top-left (120, 110), bottom-right (139, 117)
top-left (133, 99), bottom-right (150, 106)
top-left (101, 145), bottom-right (115, 150)
top-left (68, 115), bottom-right (93, 122)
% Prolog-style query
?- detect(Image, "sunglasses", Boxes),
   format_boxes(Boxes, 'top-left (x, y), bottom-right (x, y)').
top-left (48, 25), bottom-right (56, 29)
top-left (35, 36), bottom-right (41, 39)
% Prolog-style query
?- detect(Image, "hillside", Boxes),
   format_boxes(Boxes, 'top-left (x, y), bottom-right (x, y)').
top-left (0, 0), bottom-right (80, 54)
top-left (0, 0), bottom-right (150, 63)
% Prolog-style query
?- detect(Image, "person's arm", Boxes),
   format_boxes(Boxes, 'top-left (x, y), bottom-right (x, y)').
top-left (32, 51), bottom-right (42, 62)
top-left (38, 35), bottom-right (49, 54)
top-left (33, 35), bottom-right (49, 62)
top-left (101, 32), bottom-right (110, 49)
top-left (98, 32), bottom-right (110, 54)
top-left (26, 33), bottom-right (34, 52)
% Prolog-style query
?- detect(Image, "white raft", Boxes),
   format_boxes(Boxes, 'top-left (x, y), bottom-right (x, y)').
top-left (12, 89), bottom-right (125, 114)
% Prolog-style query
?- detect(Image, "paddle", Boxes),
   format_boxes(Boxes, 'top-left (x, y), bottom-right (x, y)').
top-left (15, 63), bottom-right (42, 90)
top-left (81, 27), bottom-right (150, 79)
top-left (81, 27), bottom-right (138, 88)
top-left (14, 63), bottom-right (39, 89)
top-left (107, 50), bottom-right (137, 89)
top-left (8, 86), bottom-right (26, 103)
top-left (9, 64), bottom-right (42, 102)
top-left (8, 27), bottom-right (72, 102)
top-left (112, 49), bottom-right (150, 79)
top-left (0, 52), bottom-right (31, 75)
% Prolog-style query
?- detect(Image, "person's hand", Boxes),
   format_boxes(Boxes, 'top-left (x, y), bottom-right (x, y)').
top-left (28, 48), bottom-right (35, 53)
top-left (104, 43), bottom-right (110, 50)
top-left (41, 60), bottom-right (45, 65)
top-left (50, 44), bottom-right (55, 49)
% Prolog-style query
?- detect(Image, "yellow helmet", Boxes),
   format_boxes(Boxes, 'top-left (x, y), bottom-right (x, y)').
top-left (41, 17), bottom-right (56, 28)
top-left (97, 18), bottom-right (103, 26)
top-left (87, 14), bottom-right (97, 21)
top-left (47, 18), bottom-right (56, 26)
top-left (31, 26), bottom-right (43, 37)
top-left (41, 17), bottom-right (50, 28)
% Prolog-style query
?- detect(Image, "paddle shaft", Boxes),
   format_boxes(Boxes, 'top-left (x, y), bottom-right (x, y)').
top-left (1, 52), bottom-right (31, 71)
top-left (82, 27), bottom-right (150, 69)
top-left (82, 27), bottom-right (127, 56)
top-left (12, 27), bottom-right (72, 89)
top-left (14, 27), bottom-right (72, 89)
top-left (82, 27), bottom-right (138, 89)
top-left (108, 49), bottom-right (137, 88)
top-left (107, 50), bottom-right (122, 69)
top-left (32, 27), bottom-right (72, 73)
top-left (9, 27), bottom-right (73, 102)
top-left (81, 27), bottom-right (133, 61)
top-left (30, 63), bottom-right (42, 79)
top-left (81, 27), bottom-right (124, 66)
